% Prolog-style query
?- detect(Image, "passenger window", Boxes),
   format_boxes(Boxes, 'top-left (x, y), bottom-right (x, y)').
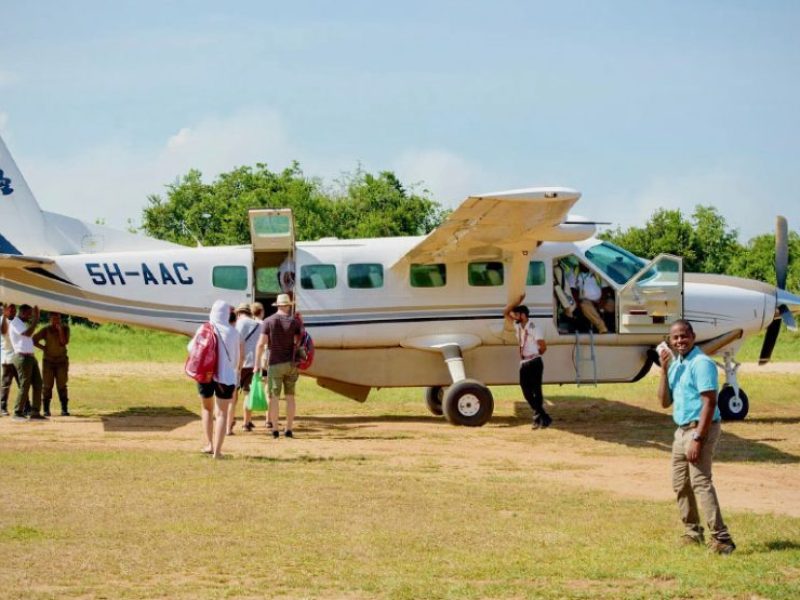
top-left (300, 264), bottom-right (337, 290)
top-left (468, 262), bottom-right (504, 286)
top-left (212, 266), bottom-right (248, 291)
top-left (348, 263), bottom-right (384, 289)
top-left (255, 267), bottom-right (281, 293)
top-left (410, 263), bottom-right (446, 288)
top-left (526, 261), bottom-right (546, 286)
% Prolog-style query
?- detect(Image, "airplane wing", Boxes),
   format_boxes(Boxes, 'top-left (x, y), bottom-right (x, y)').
top-left (393, 187), bottom-right (593, 266)
top-left (0, 254), bottom-right (55, 268)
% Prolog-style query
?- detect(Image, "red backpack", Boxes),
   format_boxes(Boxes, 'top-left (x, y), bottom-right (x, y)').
top-left (185, 322), bottom-right (218, 383)
top-left (295, 330), bottom-right (314, 370)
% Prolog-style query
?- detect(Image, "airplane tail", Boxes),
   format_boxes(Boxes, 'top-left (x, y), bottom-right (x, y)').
top-left (0, 134), bottom-right (179, 256)
top-left (0, 134), bottom-right (71, 256)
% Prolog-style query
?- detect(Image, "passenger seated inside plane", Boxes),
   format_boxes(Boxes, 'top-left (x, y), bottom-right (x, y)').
top-left (572, 263), bottom-right (609, 334)
top-left (553, 258), bottom-right (578, 334)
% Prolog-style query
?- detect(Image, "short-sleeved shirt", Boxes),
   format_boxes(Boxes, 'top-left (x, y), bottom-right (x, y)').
top-left (262, 313), bottom-right (300, 366)
top-left (1, 316), bottom-right (15, 364)
top-left (9, 316), bottom-right (35, 354)
top-left (514, 320), bottom-right (542, 361)
top-left (38, 325), bottom-right (69, 361)
top-left (668, 346), bottom-right (721, 425)
top-left (577, 272), bottom-right (602, 302)
top-left (235, 316), bottom-right (261, 369)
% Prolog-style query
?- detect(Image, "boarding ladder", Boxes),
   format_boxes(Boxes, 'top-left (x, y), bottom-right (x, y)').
top-left (574, 331), bottom-right (598, 387)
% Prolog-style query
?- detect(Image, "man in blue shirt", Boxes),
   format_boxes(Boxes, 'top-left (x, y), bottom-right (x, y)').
top-left (657, 319), bottom-right (736, 554)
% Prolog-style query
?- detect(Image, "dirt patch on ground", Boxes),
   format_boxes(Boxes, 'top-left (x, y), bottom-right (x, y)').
top-left (5, 406), bottom-right (799, 518)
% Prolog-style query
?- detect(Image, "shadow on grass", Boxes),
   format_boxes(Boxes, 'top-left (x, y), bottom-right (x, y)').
top-left (300, 414), bottom-right (520, 430)
top-left (101, 406), bottom-right (198, 432)
top-left (747, 539), bottom-right (800, 554)
top-left (515, 397), bottom-right (800, 464)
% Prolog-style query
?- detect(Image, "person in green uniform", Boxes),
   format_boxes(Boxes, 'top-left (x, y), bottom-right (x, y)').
top-left (33, 312), bottom-right (70, 416)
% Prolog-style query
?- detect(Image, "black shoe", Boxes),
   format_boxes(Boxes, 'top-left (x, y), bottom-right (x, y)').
top-left (243, 421), bottom-right (254, 432)
top-left (540, 414), bottom-right (553, 428)
top-left (284, 430), bottom-right (293, 438)
top-left (61, 410), bottom-right (70, 416)
top-left (29, 414), bottom-right (47, 420)
top-left (272, 430), bottom-right (280, 439)
top-left (44, 410), bottom-right (51, 417)
top-left (266, 421), bottom-right (273, 429)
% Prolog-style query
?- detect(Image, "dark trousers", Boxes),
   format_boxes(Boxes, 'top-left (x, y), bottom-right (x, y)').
top-left (12, 354), bottom-right (42, 416)
top-left (1, 362), bottom-right (20, 411)
top-left (519, 357), bottom-right (546, 418)
top-left (43, 359), bottom-right (69, 413)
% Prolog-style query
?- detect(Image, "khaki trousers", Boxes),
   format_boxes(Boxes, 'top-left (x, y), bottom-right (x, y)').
top-left (671, 421), bottom-right (732, 542)
top-left (579, 299), bottom-right (608, 334)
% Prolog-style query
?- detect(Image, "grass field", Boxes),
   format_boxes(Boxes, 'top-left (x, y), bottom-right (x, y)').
top-left (1, 360), bottom-right (799, 599)
top-left (67, 322), bottom-right (800, 363)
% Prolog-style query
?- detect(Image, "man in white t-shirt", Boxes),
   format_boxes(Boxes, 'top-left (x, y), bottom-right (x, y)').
top-left (574, 263), bottom-right (609, 334)
top-left (9, 304), bottom-right (44, 420)
top-left (1, 303), bottom-right (20, 416)
top-left (504, 295), bottom-right (551, 429)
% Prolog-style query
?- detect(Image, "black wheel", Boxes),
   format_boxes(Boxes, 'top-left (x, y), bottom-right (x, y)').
top-left (425, 386), bottom-right (444, 416)
top-left (442, 379), bottom-right (494, 427)
top-left (718, 385), bottom-right (749, 421)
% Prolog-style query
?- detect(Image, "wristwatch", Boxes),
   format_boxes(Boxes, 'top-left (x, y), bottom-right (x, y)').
top-left (691, 432), bottom-right (705, 442)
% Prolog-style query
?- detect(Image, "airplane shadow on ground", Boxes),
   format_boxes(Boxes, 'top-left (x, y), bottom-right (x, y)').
top-left (515, 397), bottom-right (800, 464)
top-left (101, 406), bottom-right (198, 432)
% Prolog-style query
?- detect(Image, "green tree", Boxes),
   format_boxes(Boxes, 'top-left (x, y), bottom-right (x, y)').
top-left (599, 205), bottom-right (742, 274)
top-left (729, 231), bottom-right (800, 291)
top-left (141, 164), bottom-right (445, 244)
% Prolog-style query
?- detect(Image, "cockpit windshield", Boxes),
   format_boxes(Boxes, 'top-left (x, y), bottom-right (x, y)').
top-left (584, 242), bottom-right (647, 285)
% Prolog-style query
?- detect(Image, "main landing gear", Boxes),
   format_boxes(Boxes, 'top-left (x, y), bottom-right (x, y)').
top-left (717, 351), bottom-right (749, 421)
top-left (423, 344), bottom-right (494, 426)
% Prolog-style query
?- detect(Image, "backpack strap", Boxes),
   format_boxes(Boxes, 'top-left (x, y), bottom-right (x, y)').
top-left (211, 324), bottom-right (232, 363)
top-left (244, 322), bottom-right (260, 342)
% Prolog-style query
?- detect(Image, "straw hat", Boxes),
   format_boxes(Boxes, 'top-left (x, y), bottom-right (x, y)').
top-left (272, 293), bottom-right (294, 307)
top-left (235, 302), bottom-right (252, 315)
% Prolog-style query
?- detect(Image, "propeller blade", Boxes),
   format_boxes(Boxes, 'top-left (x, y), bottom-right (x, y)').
top-left (759, 319), bottom-right (782, 365)
top-left (775, 215), bottom-right (788, 290)
top-left (780, 305), bottom-right (798, 332)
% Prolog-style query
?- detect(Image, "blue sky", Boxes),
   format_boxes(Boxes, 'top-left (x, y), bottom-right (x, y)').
top-left (1, 1), bottom-right (799, 240)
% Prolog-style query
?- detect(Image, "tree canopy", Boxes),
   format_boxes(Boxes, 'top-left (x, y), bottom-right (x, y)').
top-left (600, 205), bottom-right (799, 290)
top-left (141, 164), bottom-right (446, 246)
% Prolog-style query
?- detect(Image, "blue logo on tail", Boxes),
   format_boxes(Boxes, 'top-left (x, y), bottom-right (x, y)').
top-left (0, 168), bottom-right (13, 195)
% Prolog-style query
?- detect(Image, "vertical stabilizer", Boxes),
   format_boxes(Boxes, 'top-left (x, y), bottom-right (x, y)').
top-left (0, 135), bottom-right (68, 255)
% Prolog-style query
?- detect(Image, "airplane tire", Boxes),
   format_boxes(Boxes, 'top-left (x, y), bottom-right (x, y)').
top-left (424, 386), bottom-right (444, 416)
top-left (442, 379), bottom-right (494, 427)
top-left (718, 385), bottom-right (749, 421)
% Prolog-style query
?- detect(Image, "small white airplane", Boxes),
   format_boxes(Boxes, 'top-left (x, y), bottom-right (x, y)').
top-left (1, 135), bottom-right (798, 426)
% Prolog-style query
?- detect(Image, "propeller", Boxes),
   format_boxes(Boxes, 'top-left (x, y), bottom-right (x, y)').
top-left (759, 216), bottom-right (796, 364)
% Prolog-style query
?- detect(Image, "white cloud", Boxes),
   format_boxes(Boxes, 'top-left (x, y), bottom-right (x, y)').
top-left (20, 108), bottom-right (296, 229)
top-left (392, 149), bottom-right (488, 208)
top-left (590, 170), bottom-right (771, 241)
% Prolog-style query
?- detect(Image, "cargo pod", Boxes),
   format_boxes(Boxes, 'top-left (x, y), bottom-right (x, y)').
top-left (617, 254), bottom-right (683, 335)
top-left (248, 208), bottom-right (296, 316)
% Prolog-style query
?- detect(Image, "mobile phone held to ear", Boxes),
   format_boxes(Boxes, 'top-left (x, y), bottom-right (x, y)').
top-left (656, 341), bottom-right (675, 362)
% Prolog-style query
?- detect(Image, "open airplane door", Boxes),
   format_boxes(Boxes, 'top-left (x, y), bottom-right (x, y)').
top-left (617, 254), bottom-right (683, 334)
top-left (248, 209), bottom-right (296, 312)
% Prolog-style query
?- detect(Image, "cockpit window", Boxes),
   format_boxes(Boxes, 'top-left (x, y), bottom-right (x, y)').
top-left (584, 242), bottom-right (646, 285)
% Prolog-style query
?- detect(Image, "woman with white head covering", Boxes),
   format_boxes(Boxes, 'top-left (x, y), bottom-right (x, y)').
top-left (188, 300), bottom-right (243, 458)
